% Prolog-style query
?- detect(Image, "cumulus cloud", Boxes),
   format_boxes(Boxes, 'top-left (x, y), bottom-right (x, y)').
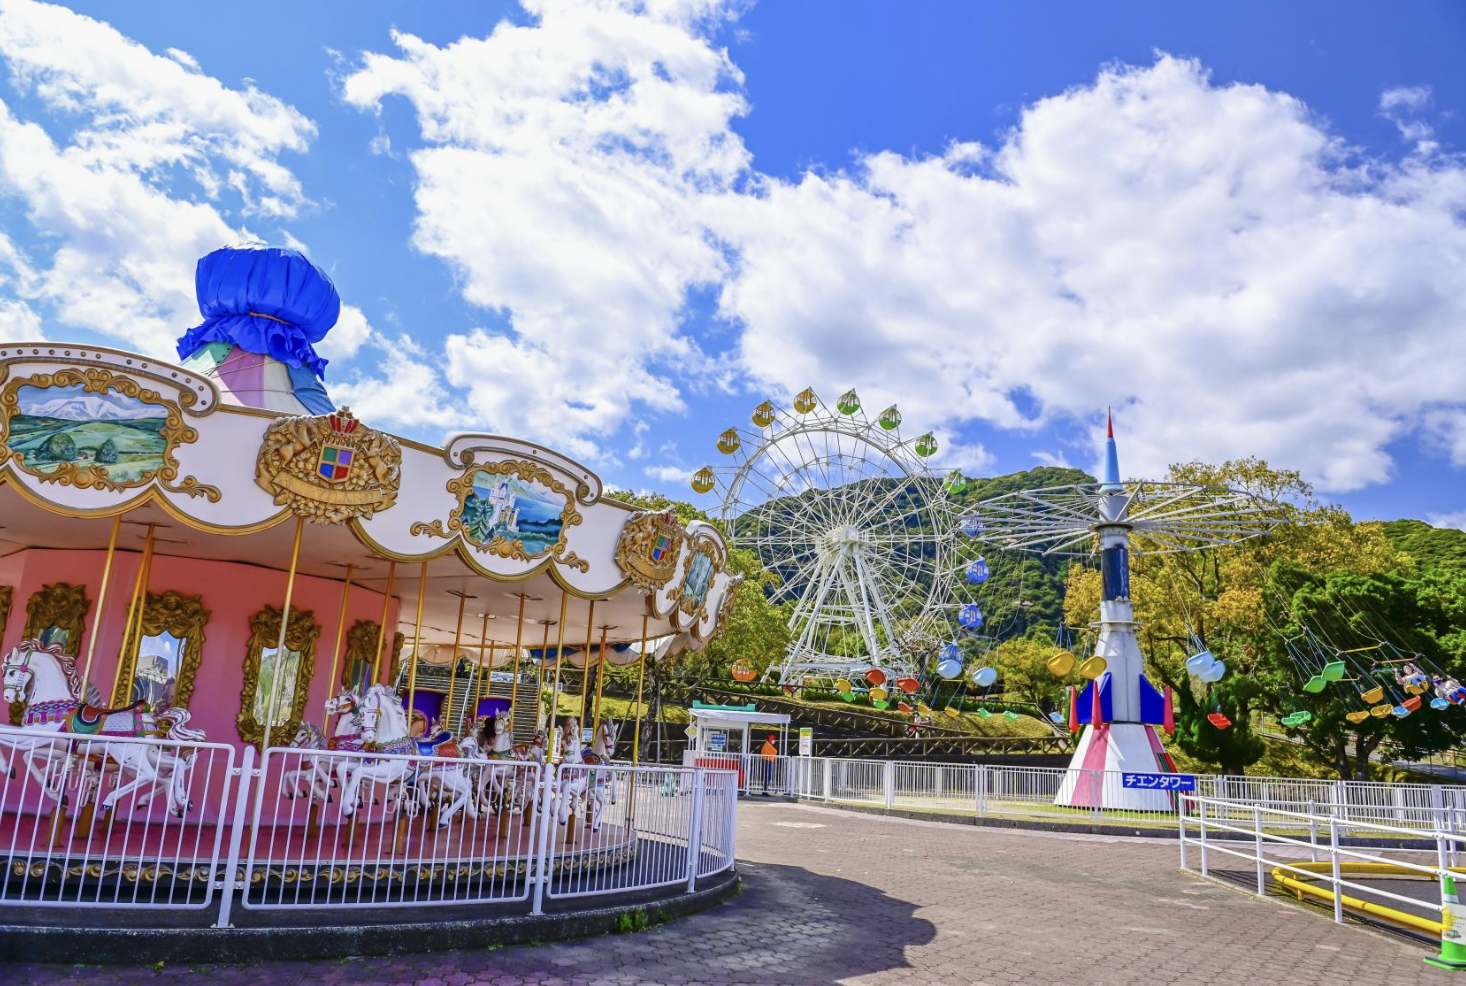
top-left (341, 0), bottom-right (748, 457)
top-left (328, 331), bottom-right (468, 430)
top-left (0, 0), bottom-right (315, 353)
top-left (346, 3), bottom-right (1466, 491)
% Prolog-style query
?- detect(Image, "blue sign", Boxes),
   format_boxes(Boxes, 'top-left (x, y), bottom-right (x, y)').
top-left (1122, 772), bottom-right (1195, 792)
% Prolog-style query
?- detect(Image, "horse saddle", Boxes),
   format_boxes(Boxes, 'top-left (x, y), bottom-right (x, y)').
top-left (415, 730), bottom-right (457, 758)
top-left (70, 700), bottom-right (149, 737)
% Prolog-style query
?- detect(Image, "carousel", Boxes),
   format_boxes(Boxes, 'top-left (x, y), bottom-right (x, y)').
top-left (0, 247), bottom-right (742, 938)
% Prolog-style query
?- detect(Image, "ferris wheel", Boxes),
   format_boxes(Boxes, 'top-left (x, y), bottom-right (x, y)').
top-left (691, 388), bottom-right (983, 687)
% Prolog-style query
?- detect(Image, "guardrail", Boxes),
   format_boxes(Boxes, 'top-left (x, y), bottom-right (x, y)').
top-left (784, 754), bottom-right (1466, 835)
top-left (1179, 792), bottom-right (1465, 937)
top-left (0, 725), bottom-right (737, 926)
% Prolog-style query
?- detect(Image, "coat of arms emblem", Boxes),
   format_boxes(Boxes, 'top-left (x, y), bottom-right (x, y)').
top-left (255, 407), bottom-right (401, 523)
top-left (614, 509), bottom-right (686, 593)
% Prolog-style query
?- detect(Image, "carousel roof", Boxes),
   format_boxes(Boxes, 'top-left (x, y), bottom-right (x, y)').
top-left (0, 252), bottom-right (739, 650)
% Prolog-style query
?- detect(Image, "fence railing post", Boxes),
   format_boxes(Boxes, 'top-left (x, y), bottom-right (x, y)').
top-left (1308, 799), bottom-right (1319, 863)
top-left (1178, 793), bottom-right (1188, 871)
top-left (883, 760), bottom-right (895, 810)
top-left (1329, 816), bottom-right (1343, 923)
top-left (1254, 804), bottom-right (1265, 896)
top-left (686, 768), bottom-right (708, 892)
top-left (1199, 798), bottom-right (1209, 877)
top-left (213, 744), bottom-right (255, 929)
top-left (822, 757), bottom-right (832, 802)
top-left (531, 763), bottom-right (555, 915)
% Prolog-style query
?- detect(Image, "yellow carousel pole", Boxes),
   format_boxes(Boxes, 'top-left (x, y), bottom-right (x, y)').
top-left (260, 516), bottom-right (306, 751)
top-left (322, 564), bottom-right (353, 726)
top-left (109, 522), bottom-right (157, 706)
top-left (77, 514), bottom-right (120, 704)
top-left (535, 618), bottom-right (551, 730)
top-left (470, 610), bottom-right (490, 732)
top-left (444, 590), bottom-right (468, 736)
top-left (405, 561), bottom-right (428, 731)
top-left (578, 600), bottom-right (596, 724)
top-left (591, 624), bottom-right (610, 734)
top-left (631, 613), bottom-right (650, 769)
top-left (629, 612), bottom-right (650, 826)
top-left (371, 560), bottom-right (396, 683)
top-left (507, 593), bottom-right (527, 739)
top-left (547, 592), bottom-right (569, 751)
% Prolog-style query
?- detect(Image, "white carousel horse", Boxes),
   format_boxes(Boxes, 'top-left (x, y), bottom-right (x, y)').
top-left (282, 688), bottom-right (367, 803)
top-left (477, 714), bottom-right (519, 812)
top-left (0, 642), bottom-right (204, 816)
top-left (554, 717), bottom-right (617, 832)
top-left (511, 728), bottom-right (550, 815)
top-left (340, 685), bottom-right (477, 826)
top-left (406, 714), bottom-right (480, 825)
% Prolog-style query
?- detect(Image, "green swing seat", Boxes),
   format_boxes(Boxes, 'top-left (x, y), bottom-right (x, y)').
top-left (1321, 661), bottom-right (1347, 682)
top-left (1303, 675), bottom-right (1328, 694)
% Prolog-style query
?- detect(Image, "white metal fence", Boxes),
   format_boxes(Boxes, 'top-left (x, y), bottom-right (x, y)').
top-left (1179, 792), bottom-right (1463, 934)
top-left (785, 755), bottom-right (1466, 835)
top-left (0, 724), bottom-right (738, 926)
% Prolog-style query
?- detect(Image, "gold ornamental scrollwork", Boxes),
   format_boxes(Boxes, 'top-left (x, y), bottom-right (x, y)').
top-left (0, 586), bottom-right (12, 644)
top-left (340, 619), bottom-right (405, 690)
top-left (236, 605), bottom-right (321, 747)
top-left (424, 458), bottom-right (584, 566)
top-left (255, 407), bottom-right (402, 524)
top-left (22, 582), bottom-right (91, 657)
top-left (0, 368), bottom-right (219, 500)
top-left (614, 509), bottom-right (686, 594)
top-left (110, 589), bottom-right (209, 709)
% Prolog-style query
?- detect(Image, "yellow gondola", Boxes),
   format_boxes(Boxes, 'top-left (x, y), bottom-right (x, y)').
top-left (1078, 656), bottom-right (1108, 679)
top-left (1047, 651), bottom-right (1077, 676)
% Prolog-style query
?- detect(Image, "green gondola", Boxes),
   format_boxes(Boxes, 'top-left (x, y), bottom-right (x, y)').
top-left (1303, 675), bottom-right (1328, 693)
top-left (837, 389), bottom-right (860, 415)
top-left (1321, 660), bottom-right (1347, 682)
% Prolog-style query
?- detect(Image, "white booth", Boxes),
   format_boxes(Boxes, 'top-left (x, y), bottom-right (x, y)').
top-left (682, 702), bottom-right (792, 794)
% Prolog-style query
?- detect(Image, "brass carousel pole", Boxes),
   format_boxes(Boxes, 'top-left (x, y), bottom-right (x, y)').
top-left (470, 610), bottom-right (490, 733)
top-left (578, 600), bottom-right (596, 725)
top-left (591, 624), bottom-right (610, 734)
top-left (109, 522), bottom-right (157, 705)
top-left (507, 593), bottom-right (527, 738)
top-left (371, 560), bottom-right (397, 683)
top-left (629, 611), bottom-right (650, 826)
top-left (535, 619), bottom-right (551, 730)
top-left (405, 561), bottom-right (428, 732)
top-left (77, 514), bottom-right (120, 703)
top-left (322, 564), bottom-right (354, 726)
top-left (547, 591), bottom-right (569, 753)
top-left (260, 516), bottom-right (306, 752)
top-left (631, 613), bottom-right (650, 769)
top-left (444, 590), bottom-right (468, 736)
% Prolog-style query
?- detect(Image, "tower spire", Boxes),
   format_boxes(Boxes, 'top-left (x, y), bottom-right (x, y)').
top-left (1101, 407), bottom-right (1121, 491)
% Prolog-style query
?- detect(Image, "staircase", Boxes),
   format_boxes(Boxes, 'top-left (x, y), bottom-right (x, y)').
top-left (392, 663), bottom-right (540, 741)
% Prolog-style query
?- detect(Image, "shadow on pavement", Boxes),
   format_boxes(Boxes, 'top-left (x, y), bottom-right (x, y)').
top-left (3, 862), bottom-right (936, 986)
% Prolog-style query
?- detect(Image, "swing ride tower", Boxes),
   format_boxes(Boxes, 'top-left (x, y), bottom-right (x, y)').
top-left (971, 414), bottom-right (1286, 810)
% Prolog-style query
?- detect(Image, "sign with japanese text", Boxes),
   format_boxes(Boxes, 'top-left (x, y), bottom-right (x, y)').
top-left (1122, 772), bottom-right (1195, 791)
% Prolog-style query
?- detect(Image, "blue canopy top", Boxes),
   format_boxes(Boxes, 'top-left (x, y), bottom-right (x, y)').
top-left (175, 246), bottom-right (340, 379)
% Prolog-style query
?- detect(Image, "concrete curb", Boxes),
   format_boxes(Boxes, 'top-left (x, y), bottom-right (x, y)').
top-left (0, 870), bottom-right (740, 965)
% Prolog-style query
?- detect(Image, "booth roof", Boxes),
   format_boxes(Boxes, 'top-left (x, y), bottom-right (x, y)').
top-left (688, 708), bottom-right (791, 727)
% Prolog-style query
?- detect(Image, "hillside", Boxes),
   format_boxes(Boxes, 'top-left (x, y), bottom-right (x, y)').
top-left (1382, 518), bottom-right (1466, 573)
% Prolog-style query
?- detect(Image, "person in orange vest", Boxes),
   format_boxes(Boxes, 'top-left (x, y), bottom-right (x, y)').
top-left (759, 733), bottom-right (778, 795)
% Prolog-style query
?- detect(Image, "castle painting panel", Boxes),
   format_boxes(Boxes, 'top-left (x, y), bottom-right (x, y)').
top-left (461, 468), bottom-right (567, 557)
top-left (681, 548), bottom-right (715, 611)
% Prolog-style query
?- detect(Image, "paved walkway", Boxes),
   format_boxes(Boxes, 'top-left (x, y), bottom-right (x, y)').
top-left (5, 801), bottom-right (1448, 985)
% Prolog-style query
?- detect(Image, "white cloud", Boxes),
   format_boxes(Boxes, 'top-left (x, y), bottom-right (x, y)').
top-left (720, 57), bottom-right (1466, 492)
top-left (0, 0), bottom-right (315, 353)
top-left (644, 463), bottom-right (694, 484)
top-left (341, 0), bottom-right (748, 459)
top-left (1380, 85), bottom-right (1436, 152)
top-left (346, 7), bottom-right (1466, 492)
top-left (316, 303), bottom-right (373, 364)
top-left (328, 331), bottom-right (467, 430)
top-left (1426, 510), bottom-right (1466, 533)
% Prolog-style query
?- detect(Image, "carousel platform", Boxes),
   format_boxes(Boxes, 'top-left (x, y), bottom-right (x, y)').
top-left (0, 807), bottom-right (637, 900)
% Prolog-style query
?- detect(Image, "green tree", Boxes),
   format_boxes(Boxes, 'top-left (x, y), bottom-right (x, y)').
top-left (993, 635), bottom-right (1076, 713)
top-left (95, 438), bottom-right (119, 464)
top-left (40, 431), bottom-right (77, 461)
top-left (1258, 562), bottom-right (1466, 779)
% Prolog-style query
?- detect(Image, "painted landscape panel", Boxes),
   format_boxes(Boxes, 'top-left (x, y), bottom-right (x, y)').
top-left (461, 468), bottom-right (566, 556)
top-left (681, 548), bottom-right (715, 610)
top-left (7, 383), bottom-right (168, 483)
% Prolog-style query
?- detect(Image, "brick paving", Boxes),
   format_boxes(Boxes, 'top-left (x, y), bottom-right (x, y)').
top-left (4, 800), bottom-right (1449, 985)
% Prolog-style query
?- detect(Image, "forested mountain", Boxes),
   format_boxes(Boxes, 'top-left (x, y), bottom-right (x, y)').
top-left (1382, 519), bottom-right (1466, 573)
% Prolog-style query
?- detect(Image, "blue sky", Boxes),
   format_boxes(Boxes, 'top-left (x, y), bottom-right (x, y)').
top-left (0, 0), bottom-right (1462, 525)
